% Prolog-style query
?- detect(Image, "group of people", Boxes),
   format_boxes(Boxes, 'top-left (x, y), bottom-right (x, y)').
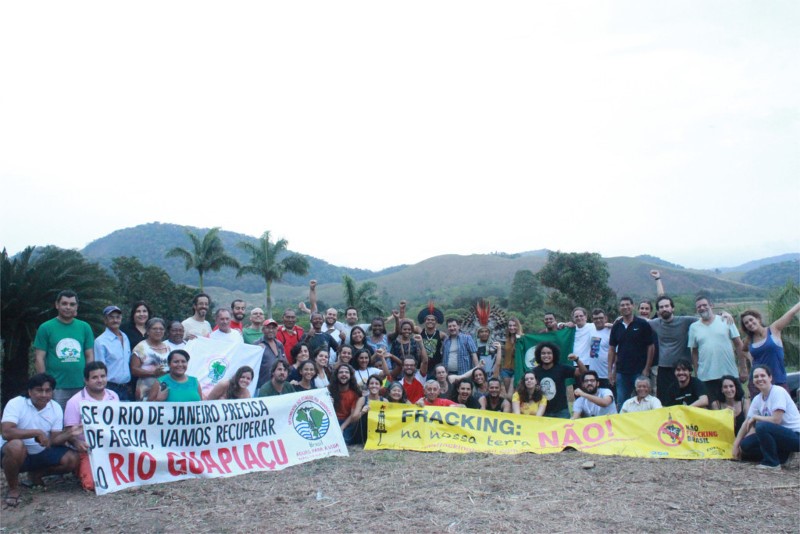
top-left (2, 271), bottom-right (799, 507)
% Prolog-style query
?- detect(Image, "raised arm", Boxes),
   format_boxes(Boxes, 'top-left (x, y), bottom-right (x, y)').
top-left (650, 270), bottom-right (665, 296)
top-left (771, 302), bottom-right (800, 335)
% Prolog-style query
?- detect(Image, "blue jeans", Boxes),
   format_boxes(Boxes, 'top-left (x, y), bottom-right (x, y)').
top-left (339, 418), bottom-right (355, 445)
top-left (615, 373), bottom-right (637, 411)
top-left (740, 421), bottom-right (800, 467)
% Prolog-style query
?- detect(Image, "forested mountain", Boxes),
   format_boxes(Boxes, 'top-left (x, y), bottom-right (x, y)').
top-left (73, 223), bottom-right (787, 306)
top-left (81, 222), bottom-right (404, 292)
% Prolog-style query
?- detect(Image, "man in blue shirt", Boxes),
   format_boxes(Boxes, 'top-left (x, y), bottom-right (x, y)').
top-left (442, 318), bottom-right (478, 376)
top-left (93, 305), bottom-right (132, 400)
top-left (608, 297), bottom-right (654, 410)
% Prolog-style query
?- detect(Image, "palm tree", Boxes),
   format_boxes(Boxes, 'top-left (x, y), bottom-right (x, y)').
top-left (1, 246), bottom-right (115, 405)
top-left (165, 227), bottom-right (239, 291)
top-left (342, 275), bottom-right (385, 321)
top-left (768, 280), bottom-right (799, 367)
top-left (236, 231), bottom-right (309, 317)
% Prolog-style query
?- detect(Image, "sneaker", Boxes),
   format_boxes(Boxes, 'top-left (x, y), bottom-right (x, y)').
top-left (756, 463), bottom-right (781, 470)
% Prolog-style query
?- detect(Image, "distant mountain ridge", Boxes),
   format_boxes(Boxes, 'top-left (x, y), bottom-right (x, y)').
top-left (76, 223), bottom-right (795, 303)
top-left (81, 222), bottom-right (403, 293)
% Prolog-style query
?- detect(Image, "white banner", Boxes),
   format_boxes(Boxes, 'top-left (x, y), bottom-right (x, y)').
top-left (82, 389), bottom-right (348, 494)
top-left (185, 337), bottom-right (264, 397)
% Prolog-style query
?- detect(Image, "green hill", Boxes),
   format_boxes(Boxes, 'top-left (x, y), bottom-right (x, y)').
top-left (740, 260), bottom-right (800, 288)
top-left (81, 222), bottom-right (398, 292)
top-left (76, 223), bottom-right (775, 308)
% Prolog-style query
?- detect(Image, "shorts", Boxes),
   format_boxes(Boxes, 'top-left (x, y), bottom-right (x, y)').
top-left (500, 368), bottom-right (515, 380)
top-left (1, 444), bottom-right (70, 472)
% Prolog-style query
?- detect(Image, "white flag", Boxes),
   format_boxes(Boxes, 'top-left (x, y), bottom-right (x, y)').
top-left (185, 337), bottom-right (263, 396)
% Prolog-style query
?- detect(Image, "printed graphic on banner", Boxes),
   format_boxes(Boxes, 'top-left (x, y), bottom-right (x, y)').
top-left (365, 404), bottom-right (733, 460)
top-left (185, 337), bottom-right (264, 396)
top-left (83, 389), bottom-right (348, 495)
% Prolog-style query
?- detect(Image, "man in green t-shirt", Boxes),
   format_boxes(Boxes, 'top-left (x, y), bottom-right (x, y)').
top-left (33, 290), bottom-right (95, 410)
top-left (242, 307), bottom-right (265, 344)
top-left (257, 359), bottom-right (296, 397)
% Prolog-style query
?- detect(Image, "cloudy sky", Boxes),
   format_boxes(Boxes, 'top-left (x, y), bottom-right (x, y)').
top-left (2, 1), bottom-right (798, 271)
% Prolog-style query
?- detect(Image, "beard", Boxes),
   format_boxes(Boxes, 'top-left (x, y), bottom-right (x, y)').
top-left (699, 309), bottom-right (712, 320)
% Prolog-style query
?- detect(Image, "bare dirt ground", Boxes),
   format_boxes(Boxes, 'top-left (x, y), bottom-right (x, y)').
top-left (1, 448), bottom-right (798, 533)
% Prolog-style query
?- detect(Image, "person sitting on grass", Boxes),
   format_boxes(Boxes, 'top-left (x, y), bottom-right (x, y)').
top-left (1, 374), bottom-right (79, 508)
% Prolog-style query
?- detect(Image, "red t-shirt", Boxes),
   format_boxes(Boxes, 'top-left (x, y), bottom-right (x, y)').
top-left (277, 326), bottom-right (304, 363)
top-left (335, 388), bottom-right (359, 420)
top-left (402, 376), bottom-right (425, 404)
top-left (423, 398), bottom-right (457, 407)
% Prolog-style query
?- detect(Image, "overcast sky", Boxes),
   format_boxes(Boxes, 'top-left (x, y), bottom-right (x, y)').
top-left (2, 1), bottom-right (798, 271)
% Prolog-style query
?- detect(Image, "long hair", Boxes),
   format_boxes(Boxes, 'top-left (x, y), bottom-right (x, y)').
top-left (129, 300), bottom-right (152, 325)
top-left (739, 310), bottom-right (764, 339)
top-left (226, 366), bottom-right (254, 399)
top-left (504, 317), bottom-right (524, 365)
top-left (718, 375), bottom-right (745, 402)
top-left (328, 364), bottom-right (359, 408)
top-left (516, 371), bottom-right (543, 403)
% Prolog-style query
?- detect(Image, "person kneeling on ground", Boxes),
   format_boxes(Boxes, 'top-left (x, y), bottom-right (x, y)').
top-left (64, 362), bottom-right (119, 491)
top-left (733, 364), bottom-right (800, 470)
top-left (1, 374), bottom-right (79, 507)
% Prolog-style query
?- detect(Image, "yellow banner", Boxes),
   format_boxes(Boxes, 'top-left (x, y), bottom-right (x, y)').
top-left (365, 404), bottom-right (733, 460)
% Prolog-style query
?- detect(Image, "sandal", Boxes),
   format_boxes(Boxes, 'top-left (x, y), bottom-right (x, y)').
top-left (3, 492), bottom-right (21, 508)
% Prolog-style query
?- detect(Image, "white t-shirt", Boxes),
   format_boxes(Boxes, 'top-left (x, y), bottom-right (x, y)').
top-left (748, 386), bottom-right (800, 433)
top-left (620, 395), bottom-right (662, 414)
top-left (182, 317), bottom-right (212, 339)
top-left (0, 396), bottom-right (63, 454)
top-left (573, 388), bottom-right (617, 417)
top-left (588, 327), bottom-right (611, 378)
top-left (573, 323), bottom-right (598, 364)
top-left (209, 328), bottom-right (243, 344)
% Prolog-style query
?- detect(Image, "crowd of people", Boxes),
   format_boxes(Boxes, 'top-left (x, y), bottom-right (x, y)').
top-left (2, 271), bottom-right (799, 507)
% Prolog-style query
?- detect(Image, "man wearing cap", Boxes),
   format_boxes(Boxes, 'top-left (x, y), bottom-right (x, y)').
top-left (242, 307), bottom-right (265, 344)
top-left (33, 290), bottom-right (95, 410)
top-left (92, 305), bottom-right (132, 400)
top-left (418, 303), bottom-right (446, 376)
top-left (255, 318), bottom-right (285, 389)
